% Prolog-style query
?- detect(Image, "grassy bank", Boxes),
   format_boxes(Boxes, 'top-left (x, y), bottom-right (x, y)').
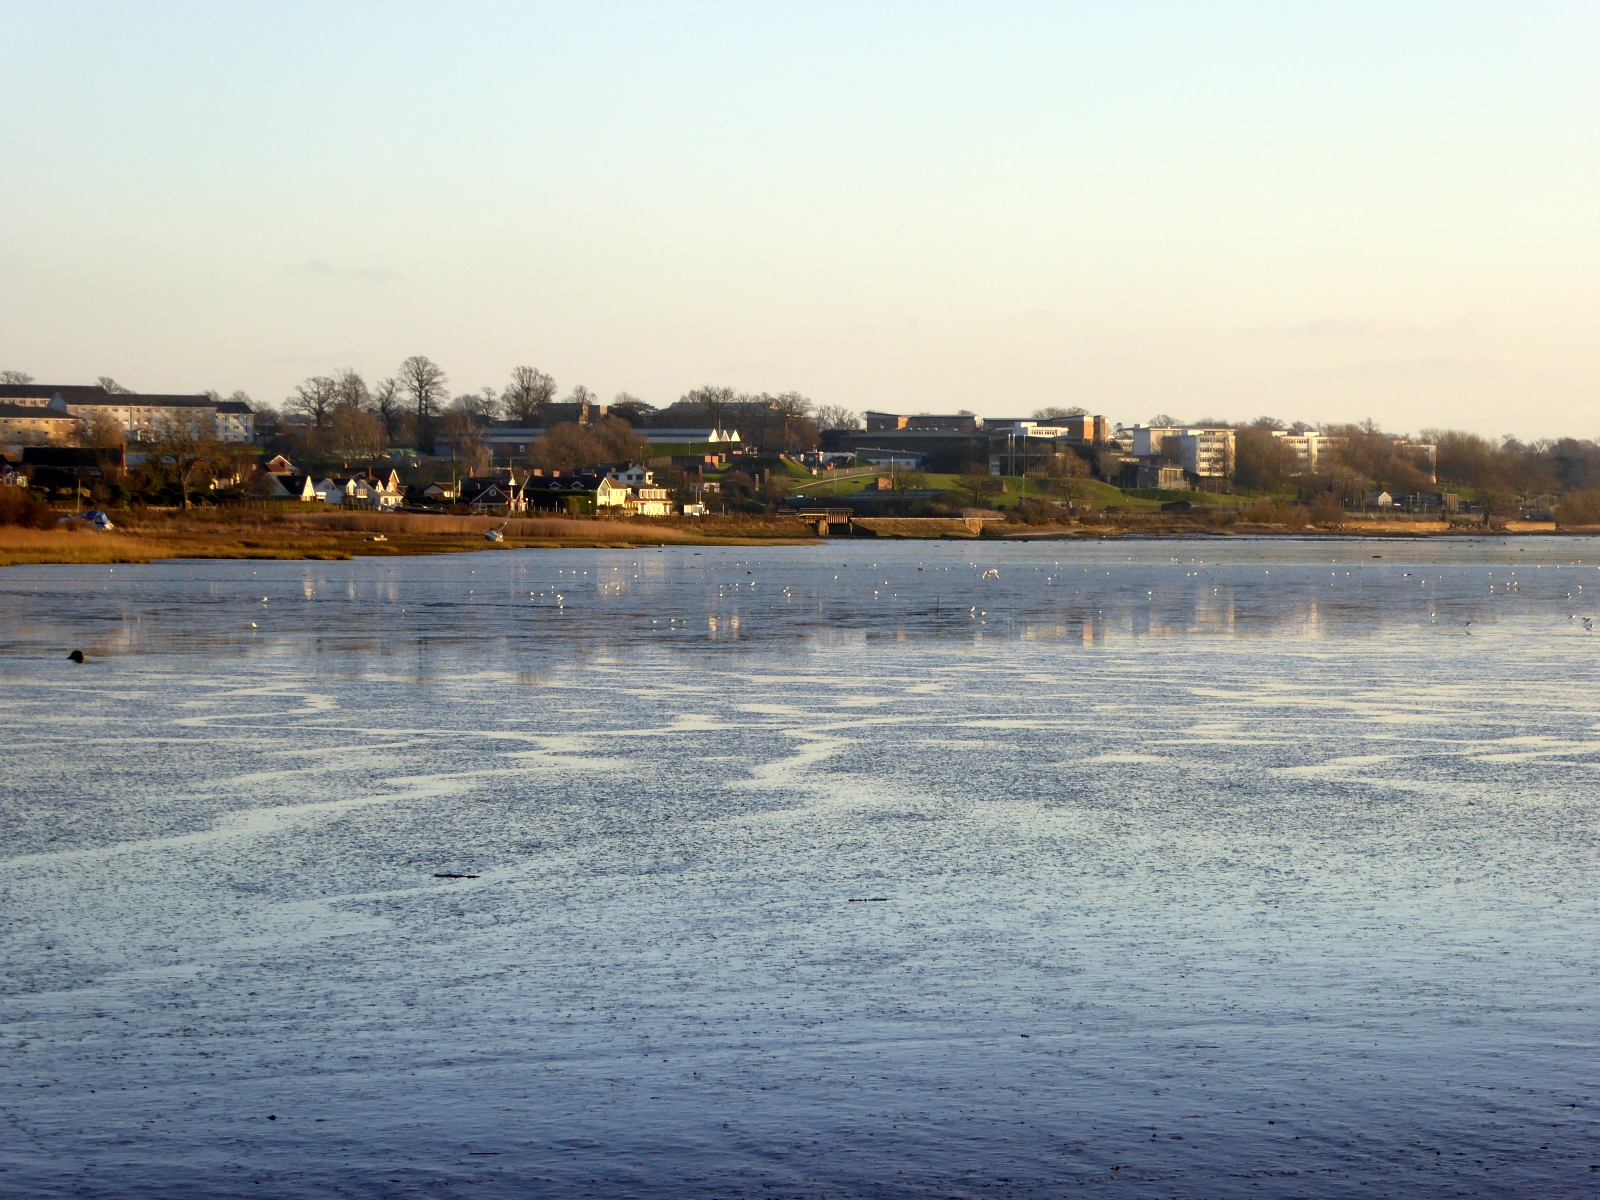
top-left (1, 507), bottom-right (1586, 566)
top-left (0, 509), bottom-right (815, 567)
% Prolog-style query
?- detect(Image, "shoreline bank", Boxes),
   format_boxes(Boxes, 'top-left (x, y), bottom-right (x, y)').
top-left (1, 510), bottom-right (1590, 566)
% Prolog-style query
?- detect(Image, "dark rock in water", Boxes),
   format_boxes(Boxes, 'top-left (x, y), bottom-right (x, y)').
top-left (67, 650), bottom-right (85, 663)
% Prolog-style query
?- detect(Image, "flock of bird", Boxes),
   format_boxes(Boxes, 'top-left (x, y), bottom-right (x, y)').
top-left (242, 549), bottom-right (1600, 641)
top-left (634, 551), bottom-right (1600, 638)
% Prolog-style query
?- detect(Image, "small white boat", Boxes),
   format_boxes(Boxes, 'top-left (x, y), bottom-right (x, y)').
top-left (57, 510), bottom-right (115, 531)
top-left (485, 522), bottom-right (506, 543)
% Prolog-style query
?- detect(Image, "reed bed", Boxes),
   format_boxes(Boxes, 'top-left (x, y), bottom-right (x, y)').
top-left (295, 511), bottom-right (711, 541)
top-left (0, 507), bottom-right (816, 565)
top-left (0, 527), bottom-right (196, 566)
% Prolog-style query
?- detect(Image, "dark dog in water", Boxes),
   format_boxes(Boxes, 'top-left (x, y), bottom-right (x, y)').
top-left (67, 650), bottom-right (84, 663)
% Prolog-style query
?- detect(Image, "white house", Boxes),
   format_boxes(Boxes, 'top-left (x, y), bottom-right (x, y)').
top-left (626, 486), bottom-right (675, 517)
top-left (594, 477), bottom-right (632, 509)
top-left (344, 474), bottom-right (402, 510)
top-left (314, 478), bottom-right (345, 505)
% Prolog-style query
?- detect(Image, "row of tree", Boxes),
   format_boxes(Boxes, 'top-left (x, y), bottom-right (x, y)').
top-left (264, 360), bottom-right (846, 461)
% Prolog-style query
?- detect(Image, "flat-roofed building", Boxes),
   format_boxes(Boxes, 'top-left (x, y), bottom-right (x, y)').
top-left (213, 399), bottom-right (256, 442)
top-left (0, 383), bottom-right (257, 444)
top-left (864, 412), bottom-right (979, 433)
top-left (1179, 428), bottom-right (1235, 478)
top-left (63, 392), bottom-right (216, 442)
top-left (1128, 425), bottom-right (1183, 458)
top-left (1125, 424), bottom-right (1235, 479)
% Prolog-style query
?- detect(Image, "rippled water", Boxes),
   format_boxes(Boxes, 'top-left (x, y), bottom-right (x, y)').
top-left (3, 536), bottom-right (1598, 1197)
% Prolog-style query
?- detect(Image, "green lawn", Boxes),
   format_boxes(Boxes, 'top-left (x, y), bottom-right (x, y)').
top-left (770, 467), bottom-right (1291, 514)
top-left (784, 472), bottom-right (1167, 509)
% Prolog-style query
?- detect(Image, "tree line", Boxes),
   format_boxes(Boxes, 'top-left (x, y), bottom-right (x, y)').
top-left (1143, 415), bottom-right (1600, 518)
top-left (258, 359), bottom-right (852, 462)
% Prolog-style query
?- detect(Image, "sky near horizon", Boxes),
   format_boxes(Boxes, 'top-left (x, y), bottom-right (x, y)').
top-left (3, 2), bottom-right (1598, 439)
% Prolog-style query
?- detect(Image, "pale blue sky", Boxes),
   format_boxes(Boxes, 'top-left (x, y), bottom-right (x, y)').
top-left (3, 2), bottom-right (1597, 436)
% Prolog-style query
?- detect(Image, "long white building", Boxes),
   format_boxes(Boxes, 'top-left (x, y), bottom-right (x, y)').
top-left (0, 384), bottom-right (256, 443)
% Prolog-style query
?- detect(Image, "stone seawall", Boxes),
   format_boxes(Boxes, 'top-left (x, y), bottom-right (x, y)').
top-left (853, 516), bottom-right (1003, 537)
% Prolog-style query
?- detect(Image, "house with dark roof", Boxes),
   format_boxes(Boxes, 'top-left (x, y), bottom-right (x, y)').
top-left (0, 384), bottom-right (112, 407)
top-left (21, 446), bottom-right (124, 475)
top-left (0, 398), bottom-right (80, 445)
top-left (20, 446), bottom-right (124, 494)
top-left (525, 475), bottom-right (599, 514)
top-left (251, 472), bottom-right (318, 502)
top-left (462, 477), bottom-right (527, 513)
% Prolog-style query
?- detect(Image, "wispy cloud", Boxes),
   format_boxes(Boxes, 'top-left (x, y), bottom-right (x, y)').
top-left (1313, 354), bottom-right (1536, 379)
top-left (1250, 318), bottom-right (1431, 339)
top-left (283, 259), bottom-right (403, 282)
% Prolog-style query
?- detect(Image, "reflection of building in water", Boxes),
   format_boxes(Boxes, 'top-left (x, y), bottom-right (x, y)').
top-left (1191, 586), bottom-right (1236, 634)
top-left (1020, 615), bottom-right (1105, 644)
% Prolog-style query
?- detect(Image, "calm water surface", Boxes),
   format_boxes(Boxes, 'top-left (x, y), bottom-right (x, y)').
top-left (2, 536), bottom-right (1598, 1197)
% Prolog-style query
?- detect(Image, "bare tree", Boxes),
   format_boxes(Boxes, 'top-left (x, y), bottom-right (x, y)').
top-left (1234, 426), bottom-right (1300, 491)
top-left (98, 376), bottom-right (134, 394)
top-left (565, 384), bottom-right (597, 425)
top-left (330, 407), bottom-right (385, 457)
top-left (815, 404), bottom-right (860, 431)
top-left (954, 465), bottom-right (999, 508)
top-left (287, 376), bottom-right (338, 429)
top-left (1033, 449), bottom-right (1094, 507)
top-left (1033, 405), bottom-right (1087, 420)
top-left (440, 407), bottom-right (491, 473)
top-left (83, 409), bottom-right (126, 448)
top-left (503, 366), bottom-right (557, 424)
top-left (736, 392), bottom-right (775, 448)
top-left (398, 356), bottom-right (449, 450)
top-left (609, 392), bottom-right (656, 425)
top-left (590, 415), bottom-right (650, 462)
top-left (0, 370), bottom-right (34, 385)
top-left (152, 410), bottom-right (222, 509)
top-left (252, 403), bottom-right (283, 443)
top-left (456, 387), bottom-right (501, 422)
top-left (532, 423), bottom-right (601, 473)
top-left (372, 377), bottom-right (403, 444)
top-left (771, 391), bottom-right (815, 450)
top-left (332, 369), bottom-right (370, 413)
top-left (681, 384), bottom-right (738, 429)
